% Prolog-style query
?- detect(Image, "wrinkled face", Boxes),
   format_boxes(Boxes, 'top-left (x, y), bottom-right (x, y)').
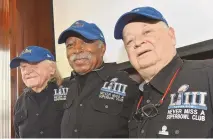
top-left (20, 61), bottom-right (55, 88)
top-left (122, 21), bottom-right (176, 71)
top-left (65, 36), bottom-right (105, 74)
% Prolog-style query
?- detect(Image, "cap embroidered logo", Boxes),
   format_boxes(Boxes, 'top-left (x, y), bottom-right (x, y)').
top-left (73, 21), bottom-right (84, 28)
top-left (133, 9), bottom-right (140, 12)
top-left (21, 48), bottom-right (32, 55)
top-left (47, 54), bottom-right (51, 58)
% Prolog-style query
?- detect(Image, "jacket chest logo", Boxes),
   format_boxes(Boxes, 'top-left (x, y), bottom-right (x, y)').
top-left (166, 84), bottom-right (207, 122)
top-left (54, 87), bottom-right (68, 101)
top-left (99, 78), bottom-right (128, 102)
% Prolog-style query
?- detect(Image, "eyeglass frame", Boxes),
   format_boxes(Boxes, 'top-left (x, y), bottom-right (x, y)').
top-left (133, 103), bottom-right (161, 122)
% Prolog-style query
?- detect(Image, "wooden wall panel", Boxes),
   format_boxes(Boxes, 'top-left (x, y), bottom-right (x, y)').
top-left (36, 0), bottom-right (55, 54)
top-left (0, 0), bottom-right (11, 137)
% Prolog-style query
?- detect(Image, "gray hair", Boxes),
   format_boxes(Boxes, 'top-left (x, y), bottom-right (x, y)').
top-left (45, 60), bottom-right (63, 86)
top-left (97, 40), bottom-right (104, 48)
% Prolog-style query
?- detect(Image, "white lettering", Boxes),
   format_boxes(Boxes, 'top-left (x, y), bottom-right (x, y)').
top-left (199, 92), bottom-right (207, 107)
top-left (107, 82), bottom-right (114, 90)
top-left (175, 93), bottom-right (183, 105)
top-left (200, 110), bottom-right (205, 116)
top-left (191, 92), bottom-right (198, 105)
top-left (167, 110), bottom-right (172, 114)
top-left (62, 88), bottom-right (69, 95)
top-left (192, 115), bottom-right (205, 121)
top-left (113, 82), bottom-right (119, 91)
top-left (121, 84), bottom-right (127, 94)
top-left (102, 82), bottom-right (109, 89)
top-left (184, 109), bottom-right (197, 115)
top-left (117, 83), bottom-right (123, 93)
top-left (170, 94), bottom-right (176, 105)
top-left (166, 114), bottom-right (189, 120)
top-left (54, 89), bottom-right (58, 95)
top-left (183, 92), bottom-right (190, 105)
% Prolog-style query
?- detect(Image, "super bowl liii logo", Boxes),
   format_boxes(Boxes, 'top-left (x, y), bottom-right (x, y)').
top-left (166, 84), bottom-right (207, 121)
top-left (99, 78), bottom-right (128, 102)
top-left (54, 87), bottom-right (68, 101)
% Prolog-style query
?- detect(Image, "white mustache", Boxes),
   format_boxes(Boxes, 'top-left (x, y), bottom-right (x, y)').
top-left (70, 52), bottom-right (92, 62)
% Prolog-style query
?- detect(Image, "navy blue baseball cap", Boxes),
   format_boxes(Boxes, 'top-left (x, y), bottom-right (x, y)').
top-left (58, 20), bottom-right (105, 44)
top-left (114, 6), bottom-right (168, 39)
top-left (10, 46), bottom-right (55, 69)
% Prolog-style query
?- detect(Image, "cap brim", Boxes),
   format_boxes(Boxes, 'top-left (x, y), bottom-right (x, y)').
top-left (58, 28), bottom-right (100, 44)
top-left (10, 56), bottom-right (45, 69)
top-left (114, 12), bottom-right (166, 39)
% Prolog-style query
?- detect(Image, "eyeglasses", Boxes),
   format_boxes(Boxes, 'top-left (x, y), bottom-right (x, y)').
top-left (133, 67), bottom-right (182, 122)
top-left (133, 103), bottom-right (160, 122)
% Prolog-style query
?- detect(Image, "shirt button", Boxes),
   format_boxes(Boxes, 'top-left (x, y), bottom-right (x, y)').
top-left (74, 129), bottom-right (78, 132)
top-left (141, 129), bottom-right (145, 134)
top-left (40, 131), bottom-right (44, 134)
top-left (128, 120), bottom-right (131, 123)
top-left (36, 113), bottom-right (39, 116)
top-left (175, 129), bottom-right (179, 134)
top-left (105, 105), bottom-right (108, 108)
top-left (80, 104), bottom-right (83, 107)
top-left (146, 99), bottom-right (150, 103)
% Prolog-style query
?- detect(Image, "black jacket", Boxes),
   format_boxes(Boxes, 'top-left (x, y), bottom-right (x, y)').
top-left (14, 82), bottom-right (68, 138)
top-left (129, 56), bottom-right (213, 138)
top-left (61, 63), bottom-right (140, 138)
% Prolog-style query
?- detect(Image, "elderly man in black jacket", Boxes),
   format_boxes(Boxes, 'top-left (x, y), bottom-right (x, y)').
top-left (58, 20), bottom-right (140, 138)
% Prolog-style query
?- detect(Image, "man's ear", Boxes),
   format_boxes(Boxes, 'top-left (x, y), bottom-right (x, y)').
top-left (49, 62), bottom-right (56, 75)
top-left (101, 44), bottom-right (106, 57)
top-left (168, 27), bottom-right (176, 46)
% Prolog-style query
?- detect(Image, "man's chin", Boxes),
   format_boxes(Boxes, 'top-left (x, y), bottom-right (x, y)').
top-left (138, 61), bottom-right (157, 69)
top-left (25, 84), bottom-right (37, 88)
top-left (74, 69), bottom-right (90, 75)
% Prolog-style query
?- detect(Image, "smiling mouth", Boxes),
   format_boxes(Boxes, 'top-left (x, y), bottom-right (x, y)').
top-left (26, 77), bottom-right (35, 80)
top-left (73, 59), bottom-right (89, 65)
top-left (74, 58), bottom-right (88, 62)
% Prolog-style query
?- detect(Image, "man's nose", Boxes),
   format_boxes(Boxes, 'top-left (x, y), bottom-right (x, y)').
top-left (134, 37), bottom-right (145, 48)
top-left (135, 38), bottom-right (143, 48)
top-left (73, 43), bottom-right (84, 53)
top-left (22, 67), bottom-right (33, 75)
